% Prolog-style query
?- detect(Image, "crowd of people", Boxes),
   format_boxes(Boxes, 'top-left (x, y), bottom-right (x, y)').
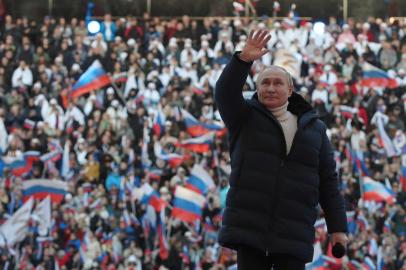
top-left (0, 11), bottom-right (405, 270)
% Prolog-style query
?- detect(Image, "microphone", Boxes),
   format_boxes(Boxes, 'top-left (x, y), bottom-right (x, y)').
top-left (332, 243), bottom-right (346, 258)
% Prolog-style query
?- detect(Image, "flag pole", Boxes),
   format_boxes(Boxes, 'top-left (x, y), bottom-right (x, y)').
top-left (108, 75), bottom-right (126, 106)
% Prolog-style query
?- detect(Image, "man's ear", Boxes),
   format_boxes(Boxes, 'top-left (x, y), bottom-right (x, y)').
top-left (288, 87), bottom-right (293, 97)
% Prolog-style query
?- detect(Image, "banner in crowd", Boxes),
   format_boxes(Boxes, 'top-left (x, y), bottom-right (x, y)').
top-left (185, 164), bottom-right (215, 195)
top-left (180, 109), bottom-right (226, 137)
top-left (172, 186), bottom-right (206, 223)
top-left (0, 197), bottom-right (33, 247)
top-left (69, 60), bottom-right (111, 98)
top-left (362, 176), bottom-right (396, 204)
top-left (22, 179), bottom-right (69, 203)
top-left (32, 196), bottom-right (52, 236)
top-left (178, 132), bottom-right (215, 153)
top-left (361, 62), bottom-right (398, 89)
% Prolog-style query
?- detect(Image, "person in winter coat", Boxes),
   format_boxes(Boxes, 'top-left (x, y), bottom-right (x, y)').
top-left (214, 29), bottom-right (348, 270)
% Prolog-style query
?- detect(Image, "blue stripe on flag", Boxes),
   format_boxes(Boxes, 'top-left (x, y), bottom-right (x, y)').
top-left (173, 197), bottom-right (202, 216)
top-left (23, 186), bottom-right (67, 196)
top-left (187, 175), bottom-right (207, 194)
top-left (72, 67), bottom-right (107, 90)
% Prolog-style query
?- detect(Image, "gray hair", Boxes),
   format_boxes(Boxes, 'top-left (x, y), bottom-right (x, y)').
top-left (256, 66), bottom-right (294, 89)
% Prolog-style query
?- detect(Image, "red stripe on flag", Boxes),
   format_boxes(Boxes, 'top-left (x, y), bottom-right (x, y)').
top-left (172, 207), bottom-right (201, 223)
top-left (70, 75), bottom-right (111, 98)
top-left (23, 193), bottom-right (64, 204)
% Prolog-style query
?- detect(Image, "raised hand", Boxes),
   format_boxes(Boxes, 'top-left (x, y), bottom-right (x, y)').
top-left (239, 29), bottom-right (271, 62)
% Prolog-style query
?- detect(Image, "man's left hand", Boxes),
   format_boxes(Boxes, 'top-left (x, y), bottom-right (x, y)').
top-left (330, 232), bottom-right (348, 247)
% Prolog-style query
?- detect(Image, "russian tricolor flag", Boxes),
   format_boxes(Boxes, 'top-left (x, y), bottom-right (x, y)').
top-left (339, 105), bottom-right (358, 119)
top-left (351, 150), bottom-right (369, 177)
top-left (40, 150), bottom-right (62, 163)
top-left (147, 168), bottom-right (163, 181)
top-left (375, 113), bottom-right (397, 157)
top-left (348, 260), bottom-right (364, 270)
top-left (401, 163), bottom-right (406, 192)
top-left (157, 209), bottom-right (169, 259)
top-left (140, 183), bottom-right (165, 212)
top-left (172, 186), bottom-right (206, 223)
top-left (363, 176), bottom-right (396, 204)
top-left (153, 110), bottom-right (166, 137)
top-left (23, 119), bottom-right (36, 129)
top-left (4, 151), bottom-right (41, 177)
top-left (356, 213), bottom-right (369, 231)
top-left (363, 257), bottom-right (376, 270)
top-left (154, 141), bottom-right (185, 168)
top-left (178, 132), bottom-right (214, 153)
top-left (22, 179), bottom-right (68, 204)
top-left (185, 164), bottom-right (215, 195)
top-left (346, 211), bottom-right (357, 234)
top-left (306, 255), bottom-right (337, 270)
top-left (361, 62), bottom-right (398, 89)
top-left (112, 72), bottom-right (128, 84)
top-left (181, 109), bottom-right (226, 137)
top-left (191, 84), bottom-right (205, 95)
top-left (70, 60), bottom-right (111, 98)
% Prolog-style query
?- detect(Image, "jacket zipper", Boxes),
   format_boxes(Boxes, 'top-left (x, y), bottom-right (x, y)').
top-left (265, 113), bottom-right (301, 257)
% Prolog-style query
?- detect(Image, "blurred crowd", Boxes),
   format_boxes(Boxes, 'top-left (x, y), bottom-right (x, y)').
top-left (0, 11), bottom-right (405, 270)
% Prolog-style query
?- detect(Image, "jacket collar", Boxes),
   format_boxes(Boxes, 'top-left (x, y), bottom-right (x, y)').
top-left (248, 92), bottom-right (319, 128)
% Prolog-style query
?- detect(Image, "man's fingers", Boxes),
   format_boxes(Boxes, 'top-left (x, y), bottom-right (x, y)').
top-left (252, 30), bottom-right (262, 41)
top-left (248, 30), bottom-right (254, 41)
top-left (259, 34), bottom-right (272, 47)
top-left (260, 48), bottom-right (269, 57)
top-left (257, 30), bottom-right (269, 42)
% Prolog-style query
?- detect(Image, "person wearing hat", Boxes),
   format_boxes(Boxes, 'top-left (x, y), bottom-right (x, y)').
top-left (215, 30), bottom-right (348, 269)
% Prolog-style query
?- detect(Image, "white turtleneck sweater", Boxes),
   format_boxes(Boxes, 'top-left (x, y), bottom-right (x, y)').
top-left (269, 101), bottom-right (298, 154)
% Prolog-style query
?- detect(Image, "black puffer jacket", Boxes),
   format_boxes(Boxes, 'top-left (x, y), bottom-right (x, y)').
top-left (214, 53), bottom-right (347, 262)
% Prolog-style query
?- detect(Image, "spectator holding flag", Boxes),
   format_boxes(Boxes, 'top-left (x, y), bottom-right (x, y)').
top-left (215, 29), bottom-right (348, 269)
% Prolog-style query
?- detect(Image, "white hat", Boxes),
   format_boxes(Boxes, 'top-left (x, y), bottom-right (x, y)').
top-left (201, 40), bottom-right (209, 47)
top-left (147, 82), bottom-right (156, 90)
top-left (300, 86), bottom-right (309, 93)
top-left (184, 95), bottom-right (191, 102)
top-left (258, 22), bottom-right (266, 29)
top-left (127, 38), bottom-right (136, 46)
top-left (50, 98), bottom-right (57, 105)
top-left (160, 186), bottom-right (169, 194)
top-left (220, 32), bottom-right (228, 38)
top-left (65, 193), bottom-right (72, 200)
top-left (72, 63), bottom-right (81, 72)
top-left (362, 22), bottom-right (370, 30)
top-left (33, 82), bottom-right (42, 89)
top-left (111, 100), bottom-right (120, 108)
top-left (107, 87), bottom-right (114, 95)
top-left (169, 37), bottom-right (177, 47)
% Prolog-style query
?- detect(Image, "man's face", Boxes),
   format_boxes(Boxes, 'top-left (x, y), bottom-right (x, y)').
top-left (257, 68), bottom-right (292, 109)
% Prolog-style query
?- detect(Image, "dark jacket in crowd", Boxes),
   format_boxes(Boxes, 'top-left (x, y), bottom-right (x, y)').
top-left (214, 53), bottom-right (348, 262)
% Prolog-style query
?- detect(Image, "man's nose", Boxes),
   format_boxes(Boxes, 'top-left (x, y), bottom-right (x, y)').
top-left (266, 85), bottom-right (276, 93)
